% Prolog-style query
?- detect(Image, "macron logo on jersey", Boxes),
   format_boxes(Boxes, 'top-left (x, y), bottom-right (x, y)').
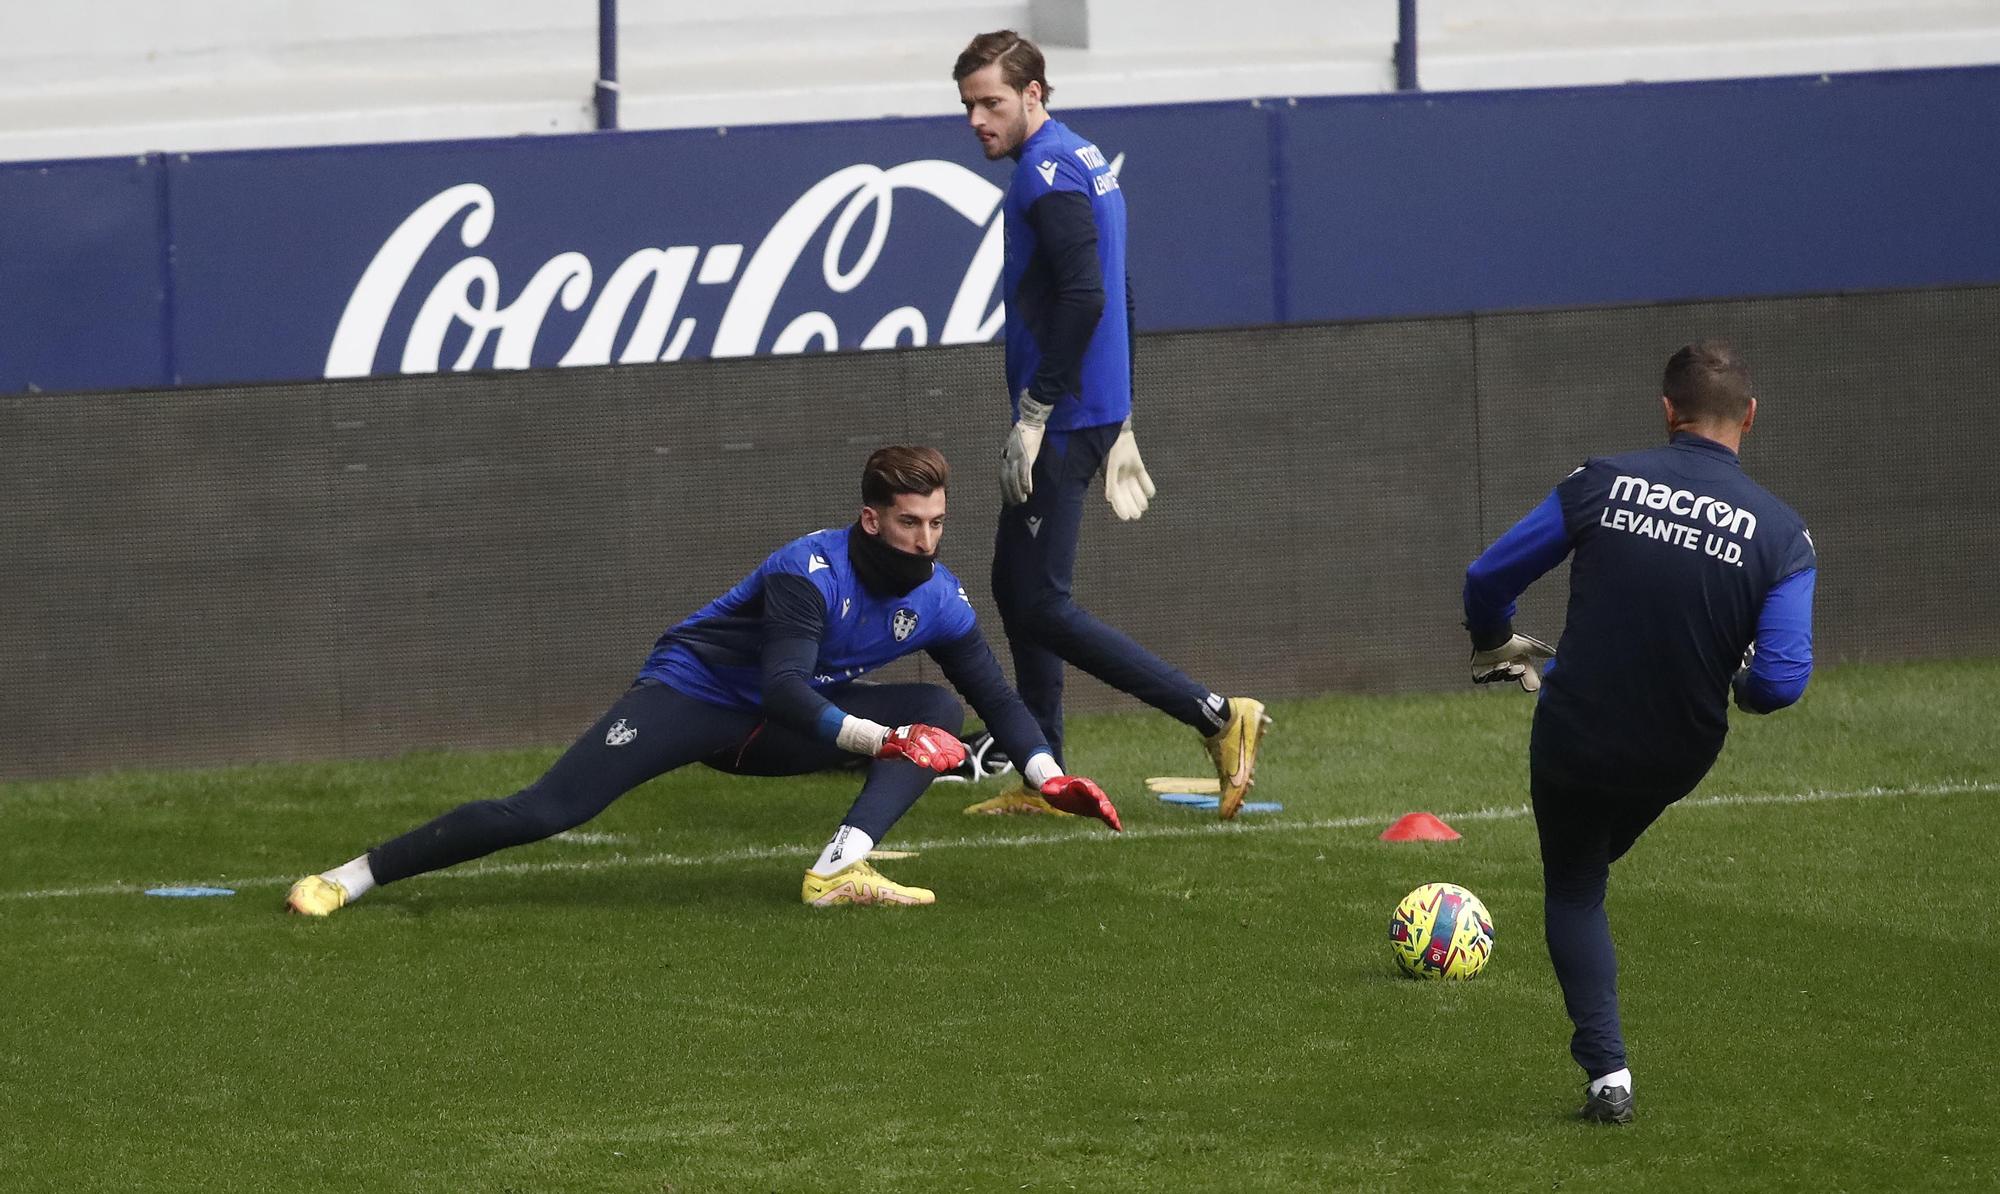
top-left (809, 554), bottom-right (830, 573)
top-left (1036, 160), bottom-right (1058, 186)
top-left (1602, 474), bottom-right (1759, 567)
top-left (1608, 475), bottom-right (1759, 539)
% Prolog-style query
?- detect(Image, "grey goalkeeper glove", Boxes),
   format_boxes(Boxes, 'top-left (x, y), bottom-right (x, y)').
top-left (1470, 634), bottom-right (1555, 692)
top-left (1104, 418), bottom-right (1156, 521)
top-left (1000, 393), bottom-right (1053, 507)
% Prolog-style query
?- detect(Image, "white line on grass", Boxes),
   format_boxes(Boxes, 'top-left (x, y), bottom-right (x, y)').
top-left (5, 779), bottom-right (1996, 904)
top-left (550, 831), bottom-right (633, 846)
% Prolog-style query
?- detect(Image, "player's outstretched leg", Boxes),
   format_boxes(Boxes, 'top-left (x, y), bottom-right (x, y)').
top-left (286, 683), bottom-right (738, 916)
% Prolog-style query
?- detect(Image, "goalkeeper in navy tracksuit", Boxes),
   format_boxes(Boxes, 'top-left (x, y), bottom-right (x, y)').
top-left (952, 31), bottom-right (1269, 819)
top-left (285, 446), bottom-right (1121, 917)
top-left (1463, 342), bottom-right (1817, 1124)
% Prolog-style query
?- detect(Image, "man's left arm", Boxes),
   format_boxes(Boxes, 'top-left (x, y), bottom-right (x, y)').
top-left (927, 628), bottom-right (1122, 830)
top-left (1733, 567), bottom-right (1815, 713)
top-left (1126, 270), bottom-right (1136, 387)
top-left (1000, 189), bottom-right (1108, 506)
top-left (1733, 513), bottom-right (1817, 717)
top-left (1103, 270), bottom-right (1154, 519)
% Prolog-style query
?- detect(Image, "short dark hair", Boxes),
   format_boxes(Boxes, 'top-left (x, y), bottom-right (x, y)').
top-left (861, 445), bottom-right (950, 508)
top-left (1662, 340), bottom-right (1753, 423)
top-left (952, 30), bottom-right (1053, 104)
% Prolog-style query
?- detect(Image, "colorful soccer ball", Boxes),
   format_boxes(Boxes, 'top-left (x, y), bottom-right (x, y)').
top-left (1388, 882), bottom-right (1495, 980)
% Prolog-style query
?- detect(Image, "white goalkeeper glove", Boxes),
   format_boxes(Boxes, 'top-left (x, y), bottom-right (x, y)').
top-left (1000, 394), bottom-right (1053, 507)
top-left (1470, 633), bottom-right (1555, 692)
top-left (1104, 418), bottom-right (1156, 521)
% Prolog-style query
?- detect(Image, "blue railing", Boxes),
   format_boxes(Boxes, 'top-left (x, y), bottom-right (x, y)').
top-left (1396, 0), bottom-right (1420, 91)
top-left (596, 0), bottom-right (620, 131)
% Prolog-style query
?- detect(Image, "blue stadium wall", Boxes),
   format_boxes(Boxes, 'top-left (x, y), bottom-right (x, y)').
top-left (3, 68), bottom-right (1996, 777)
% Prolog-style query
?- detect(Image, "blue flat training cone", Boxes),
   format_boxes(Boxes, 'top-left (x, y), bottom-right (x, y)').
top-left (1159, 793), bottom-right (1283, 814)
top-left (1380, 812), bottom-right (1460, 842)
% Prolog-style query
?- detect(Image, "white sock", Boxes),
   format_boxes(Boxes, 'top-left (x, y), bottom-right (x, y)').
top-left (1022, 752), bottom-right (1061, 790)
top-left (810, 825), bottom-right (874, 877)
top-left (1588, 1068), bottom-right (1633, 1096)
top-left (323, 854), bottom-right (377, 901)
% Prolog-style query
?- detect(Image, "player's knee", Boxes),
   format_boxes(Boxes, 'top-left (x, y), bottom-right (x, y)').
top-left (1542, 864), bottom-right (1609, 905)
top-left (907, 684), bottom-right (965, 734)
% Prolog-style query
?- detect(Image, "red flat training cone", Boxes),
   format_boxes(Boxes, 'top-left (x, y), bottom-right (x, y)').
top-left (1380, 812), bottom-right (1461, 842)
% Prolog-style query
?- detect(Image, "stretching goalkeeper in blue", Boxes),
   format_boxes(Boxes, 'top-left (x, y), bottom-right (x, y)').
top-left (1463, 342), bottom-right (1816, 1124)
top-left (286, 446), bottom-right (1121, 916)
top-left (953, 31), bottom-right (1269, 818)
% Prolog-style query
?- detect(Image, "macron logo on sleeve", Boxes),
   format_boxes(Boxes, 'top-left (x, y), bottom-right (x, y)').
top-left (1036, 160), bottom-right (1058, 186)
top-left (809, 554), bottom-right (830, 573)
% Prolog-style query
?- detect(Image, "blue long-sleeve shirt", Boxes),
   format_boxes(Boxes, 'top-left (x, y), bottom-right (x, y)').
top-left (1464, 434), bottom-right (1817, 787)
top-left (642, 527), bottom-right (1050, 768)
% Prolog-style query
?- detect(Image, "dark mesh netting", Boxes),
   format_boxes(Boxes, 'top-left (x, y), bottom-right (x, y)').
top-left (4, 286), bottom-right (1994, 777)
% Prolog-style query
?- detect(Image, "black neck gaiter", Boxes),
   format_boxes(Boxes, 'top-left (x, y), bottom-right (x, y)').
top-left (846, 522), bottom-right (936, 597)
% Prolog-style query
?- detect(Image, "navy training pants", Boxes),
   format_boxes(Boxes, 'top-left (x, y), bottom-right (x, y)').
top-left (1530, 751), bottom-right (1695, 1080)
top-left (991, 422), bottom-right (1212, 765)
top-left (367, 680), bottom-right (963, 885)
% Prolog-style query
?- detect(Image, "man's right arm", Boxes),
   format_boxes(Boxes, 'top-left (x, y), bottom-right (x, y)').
top-left (760, 574), bottom-right (967, 770)
top-left (757, 572), bottom-right (851, 742)
top-left (1024, 190), bottom-right (1108, 407)
top-left (999, 177), bottom-right (1108, 507)
top-left (1463, 489), bottom-right (1574, 651)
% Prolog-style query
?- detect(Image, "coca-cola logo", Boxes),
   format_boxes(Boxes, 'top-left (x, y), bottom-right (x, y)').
top-left (323, 160), bottom-right (1011, 378)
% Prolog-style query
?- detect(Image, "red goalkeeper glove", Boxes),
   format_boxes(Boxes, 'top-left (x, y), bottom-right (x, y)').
top-left (1039, 775), bottom-right (1123, 832)
top-left (877, 724), bottom-right (968, 773)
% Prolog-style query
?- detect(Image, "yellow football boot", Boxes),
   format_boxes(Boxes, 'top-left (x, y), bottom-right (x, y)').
top-left (1204, 697), bottom-right (1271, 820)
top-left (961, 787), bottom-right (1076, 816)
top-left (801, 860), bottom-right (936, 907)
top-left (284, 874), bottom-right (349, 917)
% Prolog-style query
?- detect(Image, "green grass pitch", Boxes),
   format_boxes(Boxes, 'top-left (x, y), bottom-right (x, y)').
top-left (3, 659), bottom-right (1996, 1192)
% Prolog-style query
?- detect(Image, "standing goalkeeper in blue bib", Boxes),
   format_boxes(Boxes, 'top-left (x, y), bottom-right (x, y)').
top-left (285, 446), bottom-right (1121, 917)
top-left (1463, 343), bottom-right (1817, 1124)
top-left (951, 31), bottom-right (1269, 818)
